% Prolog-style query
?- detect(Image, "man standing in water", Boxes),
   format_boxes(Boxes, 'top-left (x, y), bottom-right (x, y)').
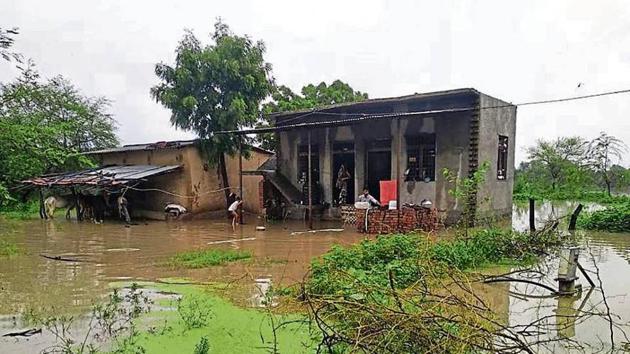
top-left (228, 196), bottom-right (243, 231)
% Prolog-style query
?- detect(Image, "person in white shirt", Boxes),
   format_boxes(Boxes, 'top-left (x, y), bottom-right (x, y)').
top-left (357, 188), bottom-right (381, 208)
top-left (228, 196), bottom-right (243, 231)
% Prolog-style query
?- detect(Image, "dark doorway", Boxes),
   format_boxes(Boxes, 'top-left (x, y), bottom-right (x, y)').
top-left (333, 142), bottom-right (355, 206)
top-left (366, 149), bottom-right (391, 202)
top-left (298, 144), bottom-right (320, 204)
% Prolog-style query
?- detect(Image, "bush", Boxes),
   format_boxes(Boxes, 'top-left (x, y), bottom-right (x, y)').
top-left (579, 202), bottom-right (630, 232)
top-left (0, 200), bottom-right (41, 220)
top-left (307, 229), bottom-right (555, 298)
top-left (303, 228), bottom-right (559, 353)
top-left (168, 248), bottom-right (251, 268)
top-left (177, 295), bottom-right (213, 330)
top-left (193, 337), bottom-right (210, 354)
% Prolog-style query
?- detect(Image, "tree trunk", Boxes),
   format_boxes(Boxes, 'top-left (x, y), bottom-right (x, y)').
top-left (218, 152), bottom-right (231, 207)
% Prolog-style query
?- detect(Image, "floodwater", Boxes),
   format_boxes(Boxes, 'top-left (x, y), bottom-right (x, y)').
top-left (0, 202), bottom-right (629, 352)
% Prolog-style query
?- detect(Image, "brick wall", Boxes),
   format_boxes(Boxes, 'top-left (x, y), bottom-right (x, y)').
top-left (356, 206), bottom-right (441, 234)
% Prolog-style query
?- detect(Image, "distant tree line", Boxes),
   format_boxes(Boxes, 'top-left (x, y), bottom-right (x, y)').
top-left (515, 132), bottom-right (629, 200)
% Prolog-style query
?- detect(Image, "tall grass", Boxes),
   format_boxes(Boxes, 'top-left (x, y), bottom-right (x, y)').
top-left (168, 248), bottom-right (252, 268)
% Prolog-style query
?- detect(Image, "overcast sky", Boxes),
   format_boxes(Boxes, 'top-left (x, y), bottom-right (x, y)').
top-left (2, 0), bottom-right (630, 165)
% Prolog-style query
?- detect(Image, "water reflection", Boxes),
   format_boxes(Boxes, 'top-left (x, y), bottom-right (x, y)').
top-left (0, 218), bottom-right (365, 315)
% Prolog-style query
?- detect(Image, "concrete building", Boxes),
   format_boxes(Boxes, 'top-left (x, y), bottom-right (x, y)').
top-left (263, 88), bottom-right (516, 223)
top-left (88, 140), bottom-right (272, 219)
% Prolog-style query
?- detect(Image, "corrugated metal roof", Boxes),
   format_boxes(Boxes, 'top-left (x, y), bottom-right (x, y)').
top-left (85, 139), bottom-right (273, 156)
top-left (23, 165), bottom-right (181, 187)
top-left (85, 140), bottom-right (196, 155)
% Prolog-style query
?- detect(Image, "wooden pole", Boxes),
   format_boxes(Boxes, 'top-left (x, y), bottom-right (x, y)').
top-left (308, 130), bottom-right (313, 229)
top-left (39, 188), bottom-right (46, 220)
top-left (395, 118), bottom-right (401, 230)
top-left (239, 136), bottom-right (244, 225)
top-left (529, 198), bottom-right (536, 232)
top-left (568, 204), bottom-right (584, 231)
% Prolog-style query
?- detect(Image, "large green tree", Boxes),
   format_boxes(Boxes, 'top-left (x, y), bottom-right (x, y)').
top-left (151, 20), bottom-right (274, 204)
top-left (0, 63), bottom-right (118, 204)
top-left (588, 132), bottom-right (628, 196)
top-left (524, 136), bottom-right (588, 193)
top-left (257, 80), bottom-right (368, 150)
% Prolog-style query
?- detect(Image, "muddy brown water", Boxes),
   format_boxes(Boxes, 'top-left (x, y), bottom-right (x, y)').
top-left (1, 202), bottom-right (629, 352)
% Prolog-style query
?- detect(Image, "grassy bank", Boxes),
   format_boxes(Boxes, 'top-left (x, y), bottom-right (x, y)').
top-left (0, 200), bottom-right (42, 220)
top-left (167, 248), bottom-right (252, 268)
top-left (579, 202), bottom-right (630, 232)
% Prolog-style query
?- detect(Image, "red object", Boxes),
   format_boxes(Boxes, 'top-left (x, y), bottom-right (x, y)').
top-left (379, 180), bottom-right (397, 207)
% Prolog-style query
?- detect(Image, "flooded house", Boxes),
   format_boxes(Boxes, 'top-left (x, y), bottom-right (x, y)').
top-left (84, 140), bottom-right (273, 219)
top-left (240, 88), bottom-right (516, 225)
top-left (24, 140), bottom-right (273, 221)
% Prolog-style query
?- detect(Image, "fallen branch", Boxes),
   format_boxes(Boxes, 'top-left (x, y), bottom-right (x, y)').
top-left (39, 254), bottom-right (89, 263)
top-left (2, 328), bottom-right (42, 337)
top-left (290, 228), bottom-right (344, 236)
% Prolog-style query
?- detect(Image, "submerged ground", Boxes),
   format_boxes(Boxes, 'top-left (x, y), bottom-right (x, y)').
top-left (1, 202), bottom-right (629, 353)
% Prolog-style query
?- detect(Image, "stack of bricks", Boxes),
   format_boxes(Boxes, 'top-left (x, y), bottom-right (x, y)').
top-left (355, 206), bottom-right (441, 234)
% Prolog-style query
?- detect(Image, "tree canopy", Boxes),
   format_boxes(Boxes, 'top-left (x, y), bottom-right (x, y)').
top-left (151, 20), bottom-right (274, 201)
top-left (257, 80), bottom-right (368, 150)
top-left (0, 63), bottom-right (118, 204)
top-left (515, 134), bottom-right (630, 199)
top-left (262, 80), bottom-right (368, 114)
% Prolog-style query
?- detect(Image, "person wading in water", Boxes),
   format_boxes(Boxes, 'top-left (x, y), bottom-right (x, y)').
top-left (228, 196), bottom-right (243, 231)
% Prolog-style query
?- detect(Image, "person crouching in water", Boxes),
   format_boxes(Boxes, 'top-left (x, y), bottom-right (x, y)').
top-left (228, 196), bottom-right (243, 231)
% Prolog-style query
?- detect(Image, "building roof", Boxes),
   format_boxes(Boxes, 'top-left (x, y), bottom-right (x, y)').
top-left (85, 139), bottom-right (273, 156)
top-left (216, 88), bottom-right (514, 136)
top-left (22, 165), bottom-right (182, 187)
top-left (270, 88), bottom-right (482, 121)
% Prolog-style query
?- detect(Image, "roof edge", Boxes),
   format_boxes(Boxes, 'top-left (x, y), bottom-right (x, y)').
top-left (270, 87), bottom-right (481, 120)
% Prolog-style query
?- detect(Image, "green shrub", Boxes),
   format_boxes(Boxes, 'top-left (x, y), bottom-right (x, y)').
top-left (0, 200), bottom-right (41, 220)
top-left (307, 229), bottom-right (555, 297)
top-left (579, 202), bottom-right (630, 232)
top-left (168, 248), bottom-right (251, 268)
top-left (193, 337), bottom-right (210, 354)
top-left (177, 295), bottom-right (213, 330)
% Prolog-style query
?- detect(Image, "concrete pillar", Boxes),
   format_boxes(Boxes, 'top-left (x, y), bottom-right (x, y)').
top-left (390, 119), bottom-right (398, 180)
top-left (354, 127), bottom-right (365, 199)
top-left (320, 128), bottom-right (333, 204)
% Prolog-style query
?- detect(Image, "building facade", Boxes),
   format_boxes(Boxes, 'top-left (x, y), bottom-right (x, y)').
top-left (270, 88), bottom-right (516, 223)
